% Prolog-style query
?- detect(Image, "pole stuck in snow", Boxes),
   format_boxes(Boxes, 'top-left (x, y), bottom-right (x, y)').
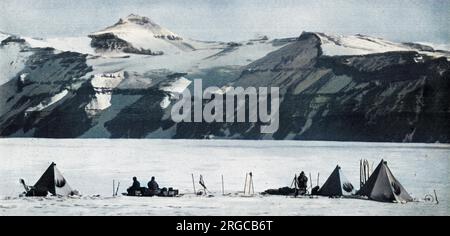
top-left (360, 159), bottom-right (363, 188)
top-left (113, 180), bottom-right (115, 197)
top-left (250, 172), bottom-right (255, 195)
top-left (309, 173), bottom-right (313, 190)
top-left (115, 181), bottom-right (120, 196)
top-left (317, 173), bottom-right (320, 187)
top-left (221, 175), bottom-right (225, 195)
top-left (363, 160), bottom-right (366, 184)
top-left (244, 173), bottom-right (248, 195)
top-left (366, 160), bottom-right (370, 182)
top-left (434, 190), bottom-right (439, 204)
top-left (191, 174), bottom-right (196, 194)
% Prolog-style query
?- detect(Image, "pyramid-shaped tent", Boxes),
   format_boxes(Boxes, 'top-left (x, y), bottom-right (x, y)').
top-left (32, 162), bottom-right (74, 196)
top-left (357, 160), bottom-right (413, 203)
top-left (318, 165), bottom-right (355, 197)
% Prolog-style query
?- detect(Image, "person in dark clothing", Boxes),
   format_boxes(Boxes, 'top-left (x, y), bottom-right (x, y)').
top-left (297, 171), bottom-right (308, 195)
top-left (147, 176), bottom-right (159, 191)
top-left (127, 177), bottom-right (141, 195)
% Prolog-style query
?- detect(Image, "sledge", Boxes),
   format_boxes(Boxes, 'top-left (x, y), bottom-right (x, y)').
top-left (20, 162), bottom-right (79, 197)
top-left (262, 187), bottom-right (313, 197)
top-left (262, 187), bottom-right (298, 196)
top-left (123, 187), bottom-right (180, 198)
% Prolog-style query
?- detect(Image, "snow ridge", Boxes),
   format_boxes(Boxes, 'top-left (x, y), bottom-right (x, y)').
top-left (314, 32), bottom-right (449, 58)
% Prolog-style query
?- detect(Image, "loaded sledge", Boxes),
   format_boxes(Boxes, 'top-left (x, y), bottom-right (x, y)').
top-left (123, 176), bottom-right (180, 197)
top-left (123, 187), bottom-right (180, 197)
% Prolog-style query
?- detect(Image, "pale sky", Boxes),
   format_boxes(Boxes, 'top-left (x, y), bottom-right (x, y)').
top-left (0, 0), bottom-right (449, 44)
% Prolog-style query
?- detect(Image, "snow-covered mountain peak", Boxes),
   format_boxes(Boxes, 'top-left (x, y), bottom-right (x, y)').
top-left (95, 14), bottom-right (182, 40)
top-left (118, 14), bottom-right (159, 27)
top-left (89, 14), bottom-right (191, 54)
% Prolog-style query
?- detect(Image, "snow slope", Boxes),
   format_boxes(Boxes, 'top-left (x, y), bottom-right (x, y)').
top-left (316, 33), bottom-right (450, 58)
top-left (0, 139), bottom-right (448, 216)
top-left (0, 40), bottom-right (32, 85)
top-left (26, 89), bottom-right (69, 112)
top-left (23, 36), bottom-right (94, 55)
top-left (160, 77), bottom-right (192, 108)
top-left (85, 72), bottom-right (126, 114)
top-left (0, 32), bottom-right (9, 42)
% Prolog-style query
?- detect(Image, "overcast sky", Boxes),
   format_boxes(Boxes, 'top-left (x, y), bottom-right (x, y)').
top-left (0, 0), bottom-right (448, 44)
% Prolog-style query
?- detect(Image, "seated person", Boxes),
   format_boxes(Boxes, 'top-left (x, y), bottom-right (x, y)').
top-left (147, 176), bottom-right (159, 191)
top-left (127, 177), bottom-right (141, 195)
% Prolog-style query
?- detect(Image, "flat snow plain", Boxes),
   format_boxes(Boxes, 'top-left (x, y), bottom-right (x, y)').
top-left (0, 139), bottom-right (448, 216)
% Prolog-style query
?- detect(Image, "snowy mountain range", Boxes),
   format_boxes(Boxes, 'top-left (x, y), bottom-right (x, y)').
top-left (0, 14), bottom-right (449, 142)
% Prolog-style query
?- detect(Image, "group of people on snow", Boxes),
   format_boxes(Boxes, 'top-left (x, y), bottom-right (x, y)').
top-left (127, 176), bottom-right (159, 195)
top-left (127, 171), bottom-right (310, 196)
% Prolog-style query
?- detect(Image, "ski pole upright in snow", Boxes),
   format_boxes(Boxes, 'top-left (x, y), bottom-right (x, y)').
top-left (191, 174), bottom-right (196, 195)
top-left (365, 160), bottom-right (370, 182)
top-left (115, 181), bottom-right (120, 197)
top-left (244, 173), bottom-right (248, 195)
top-left (309, 173), bottom-right (313, 190)
top-left (221, 175), bottom-right (225, 195)
top-left (359, 159), bottom-right (362, 188)
top-left (113, 180), bottom-right (115, 197)
top-left (250, 172), bottom-right (255, 195)
top-left (317, 173), bottom-right (320, 187)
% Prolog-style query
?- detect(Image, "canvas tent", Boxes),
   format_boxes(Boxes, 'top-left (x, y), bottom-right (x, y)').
top-left (357, 160), bottom-right (413, 203)
top-left (26, 162), bottom-right (74, 197)
top-left (318, 165), bottom-right (355, 197)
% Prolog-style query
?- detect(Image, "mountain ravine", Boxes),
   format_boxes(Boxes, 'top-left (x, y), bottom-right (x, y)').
top-left (0, 15), bottom-right (449, 143)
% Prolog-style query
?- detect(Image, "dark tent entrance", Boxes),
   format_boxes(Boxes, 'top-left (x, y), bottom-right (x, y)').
top-left (357, 160), bottom-right (413, 203)
top-left (25, 162), bottom-right (74, 197)
top-left (318, 165), bottom-right (355, 197)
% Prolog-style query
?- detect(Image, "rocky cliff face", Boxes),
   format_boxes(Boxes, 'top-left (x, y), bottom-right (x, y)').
top-left (273, 34), bottom-right (450, 143)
